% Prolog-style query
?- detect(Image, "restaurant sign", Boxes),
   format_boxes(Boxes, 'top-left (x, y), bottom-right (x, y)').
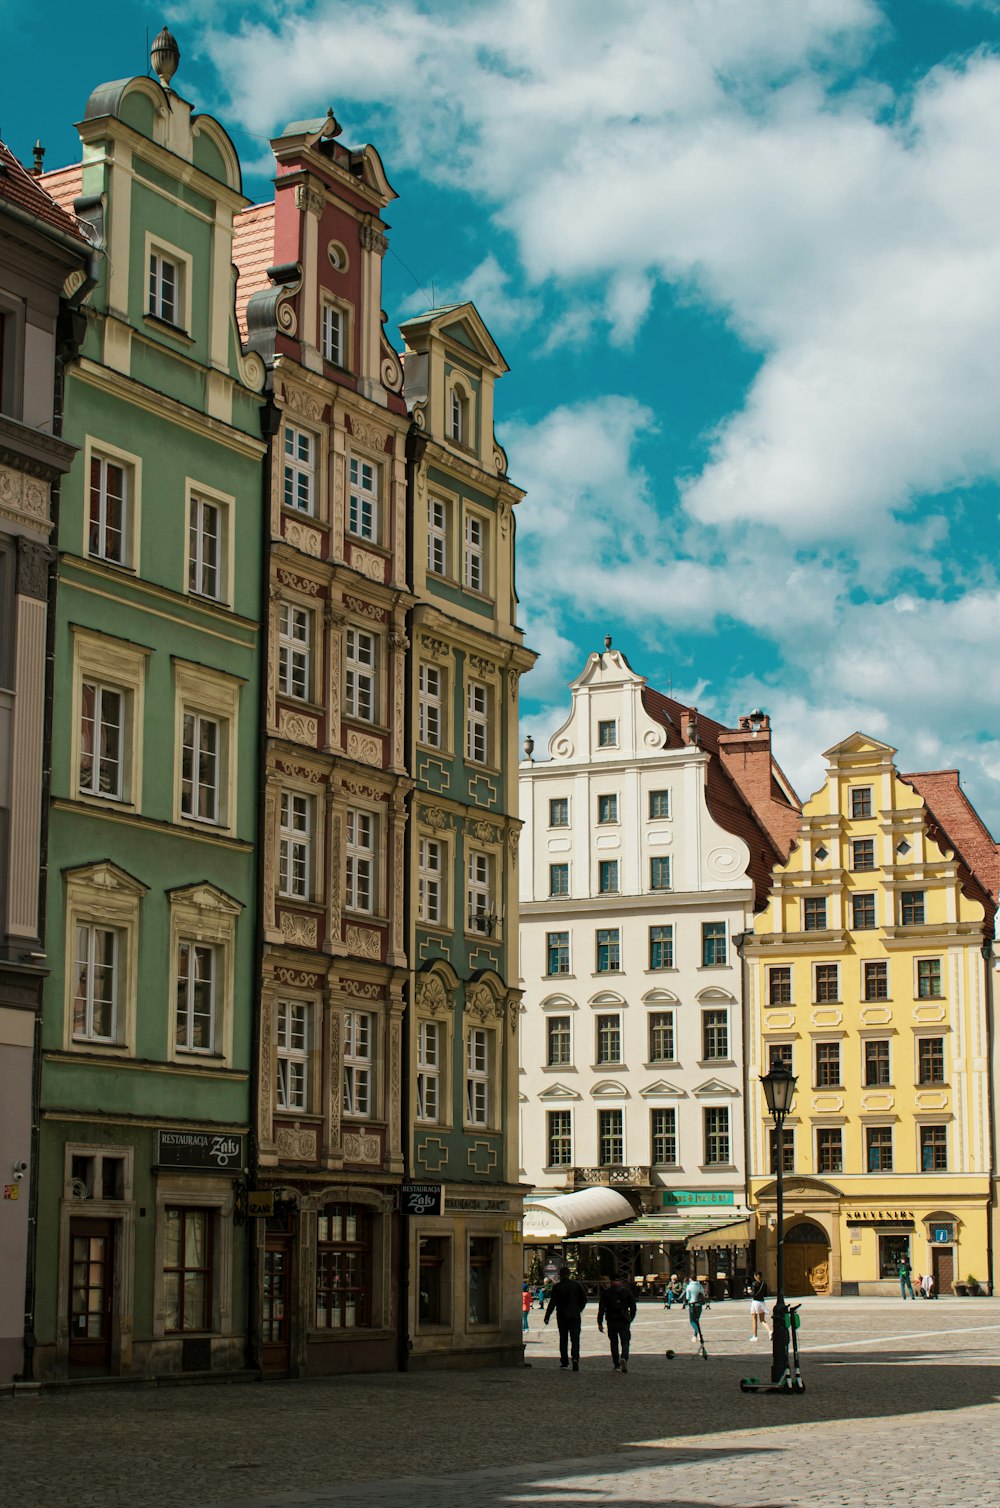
top-left (662, 1190), bottom-right (735, 1207)
top-left (399, 1182), bottom-right (444, 1216)
top-left (157, 1131), bottom-right (245, 1172)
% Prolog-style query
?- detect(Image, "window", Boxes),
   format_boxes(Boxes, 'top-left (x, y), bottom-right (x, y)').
top-left (768, 967), bottom-right (792, 1005)
top-left (418, 837), bottom-right (443, 925)
top-left (547, 1110), bottom-right (572, 1167)
top-left (163, 1208), bottom-right (211, 1331)
top-left (467, 851), bottom-right (493, 933)
top-left (852, 893), bottom-right (876, 930)
top-left (348, 456), bottom-right (379, 541)
top-left (465, 1028), bottom-right (490, 1125)
top-left (864, 1039), bottom-right (891, 1087)
top-left (73, 925), bottom-right (119, 1042)
top-left (803, 897), bottom-right (827, 931)
top-left (649, 925), bottom-right (674, 970)
top-left (816, 1127), bottom-right (843, 1174)
top-left (418, 663), bottom-right (442, 747)
top-left (770, 1127), bottom-right (794, 1174)
top-left (815, 1041), bottom-right (841, 1087)
top-left (649, 789), bottom-right (670, 819)
top-left (277, 1000), bottom-right (310, 1111)
top-left (918, 1037), bottom-right (945, 1085)
top-left (900, 890), bottom-right (925, 926)
top-left (418, 1235), bottom-right (447, 1324)
top-left (597, 719), bottom-right (617, 748)
top-left (596, 1014), bottom-right (622, 1065)
top-left (598, 860), bottom-right (619, 895)
top-left (878, 1233), bottom-right (910, 1279)
top-left (346, 809), bottom-right (375, 913)
top-left (650, 855), bottom-right (672, 891)
top-left (176, 941), bottom-right (216, 1054)
top-left (598, 1108), bottom-right (624, 1165)
top-left (648, 1011), bottom-right (675, 1063)
top-left (148, 250), bottom-right (180, 324)
top-left (464, 514), bottom-right (485, 593)
top-left (466, 681), bottom-right (489, 764)
top-left (278, 603), bottom-right (312, 701)
top-left (547, 932), bottom-right (570, 976)
top-left (864, 961), bottom-right (889, 1001)
top-left (316, 1205), bottom-right (371, 1329)
top-left (343, 1010), bottom-right (374, 1116)
top-left (427, 497), bottom-right (448, 575)
top-left (181, 711), bottom-right (220, 823)
top-left (651, 1108), bottom-right (677, 1166)
top-left (917, 958), bottom-right (942, 999)
top-left (345, 628), bottom-right (377, 722)
top-left (702, 922), bottom-right (727, 967)
top-left (596, 928), bottom-right (620, 973)
top-left (768, 1042), bottom-right (793, 1072)
top-left (468, 1237), bottom-right (497, 1326)
top-left (549, 798), bottom-right (569, 827)
top-left (321, 301), bottom-right (344, 365)
top-left (920, 1125), bottom-right (948, 1172)
top-left (702, 1009), bottom-right (729, 1061)
top-left (450, 386), bottom-right (466, 445)
top-left (416, 1020), bottom-right (440, 1122)
top-left (549, 863), bottom-right (569, 897)
top-left (188, 495), bottom-right (222, 600)
top-left (851, 786), bottom-right (873, 819)
top-left (866, 1126), bottom-right (893, 1172)
top-left (598, 794), bottom-right (618, 823)
top-left (815, 964), bottom-right (839, 1002)
top-left (852, 838), bottom-right (875, 871)
top-left (80, 682), bottom-right (124, 799)
top-left (88, 454), bottom-right (129, 565)
top-left (283, 426), bottom-right (315, 514)
top-left (704, 1107), bottom-right (730, 1166)
top-left (279, 792), bottom-right (311, 899)
top-left (546, 1015), bottom-right (572, 1067)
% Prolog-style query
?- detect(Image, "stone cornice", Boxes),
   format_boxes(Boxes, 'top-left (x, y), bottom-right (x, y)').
top-left (0, 413), bottom-right (77, 481)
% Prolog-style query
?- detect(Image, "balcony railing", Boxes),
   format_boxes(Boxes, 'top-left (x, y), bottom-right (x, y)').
top-left (573, 1165), bottom-right (652, 1188)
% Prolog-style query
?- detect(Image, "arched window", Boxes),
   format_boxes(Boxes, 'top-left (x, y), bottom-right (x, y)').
top-left (449, 384), bottom-right (467, 444)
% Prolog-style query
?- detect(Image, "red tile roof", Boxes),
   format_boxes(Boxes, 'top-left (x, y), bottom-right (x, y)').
top-left (1, 145), bottom-right (88, 244)
top-left (904, 770), bottom-right (999, 927)
top-left (233, 201), bottom-right (275, 343)
top-left (39, 163), bottom-right (83, 217)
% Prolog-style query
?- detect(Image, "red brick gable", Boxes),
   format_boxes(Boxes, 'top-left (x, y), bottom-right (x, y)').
top-left (904, 769), bottom-right (999, 929)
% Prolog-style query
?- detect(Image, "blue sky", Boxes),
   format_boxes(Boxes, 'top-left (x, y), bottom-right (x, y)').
top-left (6, 0), bottom-right (1000, 830)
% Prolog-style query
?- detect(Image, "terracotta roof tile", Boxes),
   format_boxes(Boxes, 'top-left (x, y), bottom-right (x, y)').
top-left (38, 163), bottom-right (83, 217)
top-left (904, 769), bottom-right (999, 926)
top-left (233, 201), bottom-right (275, 344)
top-left (1, 145), bottom-right (88, 245)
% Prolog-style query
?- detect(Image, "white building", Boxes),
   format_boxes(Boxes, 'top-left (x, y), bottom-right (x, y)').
top-left (518, 643), bottom-right (800, 1272)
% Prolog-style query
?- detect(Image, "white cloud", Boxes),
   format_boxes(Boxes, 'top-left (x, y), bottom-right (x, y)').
top-left (397, 253), bottom-right (540, 337)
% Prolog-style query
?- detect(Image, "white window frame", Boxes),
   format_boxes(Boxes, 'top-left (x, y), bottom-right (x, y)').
top-left (279, 790), bottom-right (312, 900)
top-left (181, 709), bottom-right (221, 825)
top-left (450, 383), bottom-right (467, 444)
top-left (465, 1027), bottom-right (490, 1126)
top-left (173, 661), bottom-right (239, 836)
top-left (467, 849), bottom-right (493, 935)
top-left (278, 601), bottom-right (312, 702)
top-left (175, 940), bottom-right (217, 1055)
top-left (185, 479), bottom-right (234, 608)
top-left (464, 512), bottom-right (486, 593)
top-left (72, 923), bottom-right (120, 1044)
top-left (321, 300), bottom-right (345, 367)
top-left (79, 680), bottom-right (126, 800)
top-left (166, 884), bottom-right (239, 1069)
top-left (418, 662), bottom-right (443, 749)
top-left (276, 999), bottom-right (311, 1112)
top-left (416, 1018), bottom-right (441, 1123)
top-left (343, 1009), bottom-right (374, 1117)
top-left (428, 496), bottom-right (448, 576)
top-left (345, 808), bottom-right (376, 914)
top-left (651, 1107), bottom-right (678, 1167)
top-left (547, 1109), bottom-right (573, 1168)
top-left (283, 424), bottom-right (316, 515)
top-left (144, 233), bottom-right (192, 332)
top-left (418, 836), bottom-right (443, 926)
top-left (87, 451), bottom-right (130, 567)
top-left (63, 862), bottom-right (144, 1056)
top-left (466, 680), bottom-right (489, 765)
top-left (84, 437), bottom-right (141, 570)
top-left (345, 627), bottom-right (377, 723)
top-left (598, 1108), bottom-right (624, 1166)
top-left (348, 455), bottom-right (380, 543)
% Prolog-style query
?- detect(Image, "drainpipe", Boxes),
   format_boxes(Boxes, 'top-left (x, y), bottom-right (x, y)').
top-left (984, 939), bottom-right (996, 1297)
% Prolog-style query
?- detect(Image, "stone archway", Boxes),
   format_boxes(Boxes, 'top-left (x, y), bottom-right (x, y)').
top-left (785, 1220), bottom-right (831, 1295)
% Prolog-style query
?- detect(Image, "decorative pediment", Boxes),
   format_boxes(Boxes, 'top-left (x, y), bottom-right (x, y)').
top-left (693, 1078), bottom-right (741, 1098)
top-left (167, 881), bottom-right (242, 917)
top-left (541, 992), bottom-right (578, 1010)
top-left (591, 1079), bottom-right (629, 1099)
top-left (63, 860), bottom-right (147, 898)
top-left (400, 301), bottom-right (508, 375)
top-left (415, 972), bottom-right (454, 1016)
top-left (539, 1083), bottom-right (583, 1101)
top-left (589, 990), bottom-right (627, 1008)
top-left (695, 986), bottom-right (736, 1005)
top-left (642, 988), bottom-right (679, 1006)
top-left (639, 1080), bottom-right (687, 1100)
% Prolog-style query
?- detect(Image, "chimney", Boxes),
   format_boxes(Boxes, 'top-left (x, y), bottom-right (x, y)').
top-left (717, 711), bottom-right (797, 860)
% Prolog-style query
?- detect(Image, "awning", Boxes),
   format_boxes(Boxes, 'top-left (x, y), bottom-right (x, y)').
top-left (522, 1186), bottom-right (636, 1240)
top-left (575, 1215), bottom-right (709, 1245)
top-left (686, 1217), bottom-right (756, 1250)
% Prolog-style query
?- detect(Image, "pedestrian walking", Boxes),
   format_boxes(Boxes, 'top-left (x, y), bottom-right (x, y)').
top-left (747, 1270), bottom-right (771, 1341)
top-left (663, 1273), bottom-right (684, 1310)
top-left (899, 1255), bottom-right (915, 1299)
top-left (597, 1273), bottom-right (637, 1372)
top-left (685, 1274), bottom-right (707, 1346)
top-left (521, 1282), bottom-right (533, 1333)
top-left (544, 1264), bottom-right (588, 1371)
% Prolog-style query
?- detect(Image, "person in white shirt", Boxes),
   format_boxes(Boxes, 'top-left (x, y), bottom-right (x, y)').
top-left (921, 1271), bottom-right (934, 1299)
top-left (684, 1276), bottom-right (706, 1344)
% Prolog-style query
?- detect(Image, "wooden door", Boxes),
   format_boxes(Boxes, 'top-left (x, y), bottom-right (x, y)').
top-left (68, 1218), bottom-right (115, 1375)
top-left (785, 1244), bottom-right (829, 1295)
top-left (262, 1236), bottom-right (292, 1374)
top-left (932, 1247), bottom-right (953, 1295)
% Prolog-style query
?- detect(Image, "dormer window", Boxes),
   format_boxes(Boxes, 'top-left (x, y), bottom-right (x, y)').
top-left (148, 251), bottom-right (178, 325)
top-left (145, 235), bottom-right (191, 333)
top-left (449, 384), bottom-right (468, 444)
top-left (321, 302), bottom-right (344, 367)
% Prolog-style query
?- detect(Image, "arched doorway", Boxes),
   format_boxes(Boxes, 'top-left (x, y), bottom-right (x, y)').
top-left (785, 1221), bottom-right (830, 1295)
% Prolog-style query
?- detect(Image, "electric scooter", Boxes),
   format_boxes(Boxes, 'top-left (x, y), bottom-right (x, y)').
top-left (740, 1302), bottom-right (805, 1393)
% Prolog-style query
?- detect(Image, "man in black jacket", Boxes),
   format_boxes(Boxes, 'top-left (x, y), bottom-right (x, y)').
top-left (598, 1274), bottom-right (638, 1372)
top-left (544, 1265), bottom-right (588, 1370)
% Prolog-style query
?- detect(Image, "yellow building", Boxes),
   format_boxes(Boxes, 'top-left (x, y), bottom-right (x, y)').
top-left (746, 734), bottom-right (999, 1297)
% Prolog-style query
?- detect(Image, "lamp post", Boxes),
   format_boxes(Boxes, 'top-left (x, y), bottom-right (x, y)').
top-left (760, 1060), bottom-right (797, 1386)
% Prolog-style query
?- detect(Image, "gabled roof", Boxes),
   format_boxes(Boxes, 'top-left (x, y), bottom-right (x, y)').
top-left (232, 201), bottom-right (275, 343)
top-left (38, 163), bottom-right (83, 216)
top-left (399, 300), bottom-right (508, 375)
top-left (1, 143), bottom-right (89, 245)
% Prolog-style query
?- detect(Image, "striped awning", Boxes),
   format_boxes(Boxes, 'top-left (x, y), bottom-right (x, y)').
top-left (686, 1217), bottom-right (756, 1250)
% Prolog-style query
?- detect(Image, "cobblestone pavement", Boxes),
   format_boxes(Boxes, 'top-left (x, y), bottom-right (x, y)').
top-left (5, 1299), bottom-right (1000, 1508)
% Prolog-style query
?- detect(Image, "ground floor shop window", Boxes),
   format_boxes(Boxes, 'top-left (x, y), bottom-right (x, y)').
top-left (418, 1236), bottom-right (449, 1325)
top-left (164, 1207), bottom-right (213, 1332)
top-left (879, 1233), bottom-right (910, 1279)
top-left (316, 1204), bottom-right (371, 1329)
top-left (468, 1236), bottom-right (497, 1325)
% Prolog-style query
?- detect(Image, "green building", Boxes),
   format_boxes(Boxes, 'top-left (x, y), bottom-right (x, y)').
top-left (400, 304), bottom-right (535, 1366)
top-left (33, 39), bottom-right (266, 1379)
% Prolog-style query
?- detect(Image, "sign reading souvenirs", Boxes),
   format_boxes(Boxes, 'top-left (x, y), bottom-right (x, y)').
top-left (157, 1131), bottom-right (245, 1171)
top-left (662, 1190), bottom-right (735, 1207)
top-left (399, 1182), bottom-right (443, 1216)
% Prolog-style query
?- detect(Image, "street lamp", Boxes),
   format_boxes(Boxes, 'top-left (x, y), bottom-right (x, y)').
top-left (760, 1060), bottom-right (797, 1386)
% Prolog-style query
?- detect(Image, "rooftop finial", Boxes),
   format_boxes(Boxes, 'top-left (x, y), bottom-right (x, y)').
top-left (31, 140), bottom-right (45, 176)
top-left (603, 634), bottom-right (612, 652)
top-left (151, 26), bottom-right (180, 89)
top-left (523, 735), bottom-right (535, 761)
